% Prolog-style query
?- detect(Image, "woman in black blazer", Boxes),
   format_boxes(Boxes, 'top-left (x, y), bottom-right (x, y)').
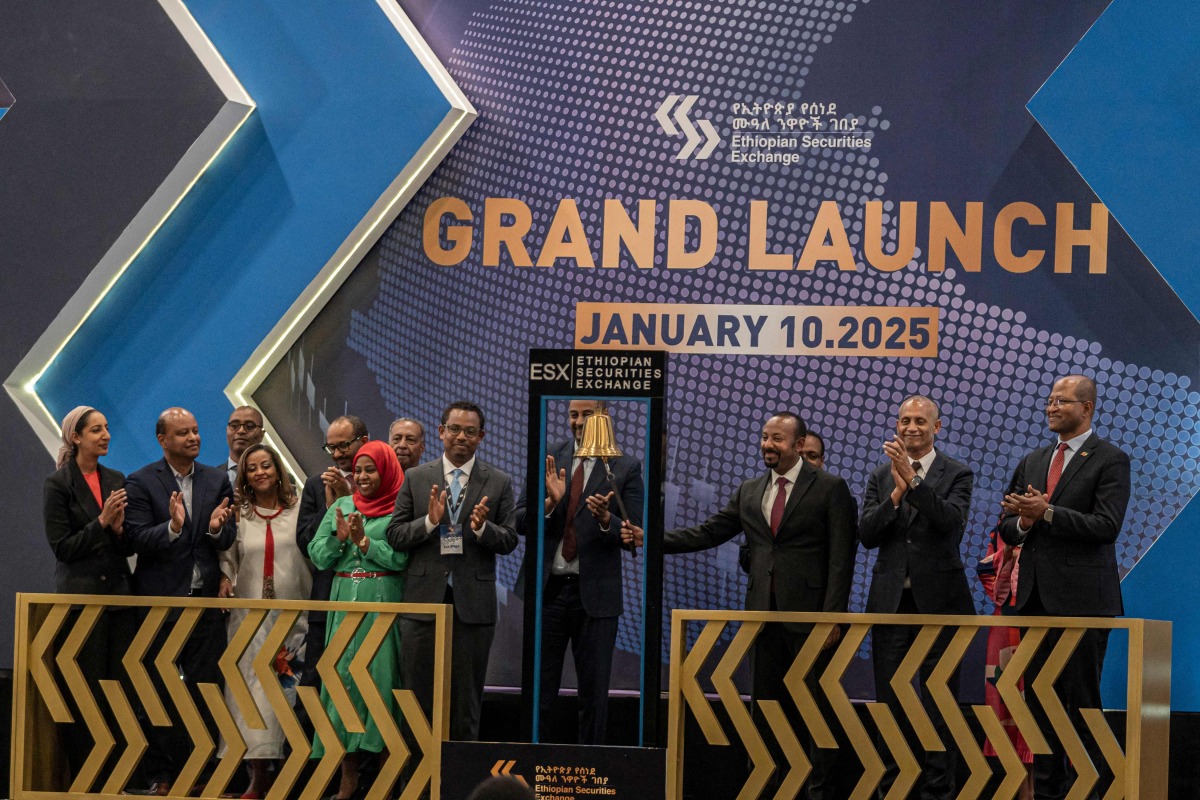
top-left (42, 405), bottom-right (135, 781)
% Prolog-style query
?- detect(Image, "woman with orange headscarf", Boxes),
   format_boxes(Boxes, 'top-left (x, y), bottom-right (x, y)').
top-left (308, 440), bottom-right (406, 800)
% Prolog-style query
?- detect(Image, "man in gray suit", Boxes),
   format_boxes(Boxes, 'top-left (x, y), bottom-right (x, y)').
top-left (859, 395), bottom-right (975, 800)
top-left (623, 412), bottom-right (857, 800)
top-left (388, 400), bottom-right (519, 741)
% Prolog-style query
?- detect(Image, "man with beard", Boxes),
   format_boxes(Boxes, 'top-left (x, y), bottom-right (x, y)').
top-left (296, 415), bottom-right (369, 677)
top-left (622, 412), bottom-right (856, 800)
top-left (516, 400), bottom-right (644, 744)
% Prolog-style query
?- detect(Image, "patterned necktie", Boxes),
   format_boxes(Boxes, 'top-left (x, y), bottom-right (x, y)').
top-left (770, 476), bottom-right (789, 536)
top-left (1046, 442), bottom-right (1068, 498)
top-left (449, 468), bottom-right (465, 511)
top-left (562, 460), bottom-right (586, 561)
top-left (912, 461), bottom-right (921, 476)
top-left (256, 506), bottom-right (284, 600)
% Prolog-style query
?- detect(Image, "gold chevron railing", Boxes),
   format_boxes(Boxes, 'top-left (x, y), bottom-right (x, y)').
top-left (11, 593), bottom-right (451, 800)
top-left (665, 611), bottom-right (1170, 800)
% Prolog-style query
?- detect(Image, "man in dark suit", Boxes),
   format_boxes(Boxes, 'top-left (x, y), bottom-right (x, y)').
top-left (296, 415), bottom-right (368, 682)
top-left (1000, 375), bottom-right (1129, 800)
top-left (623, 412), bottom-right (857, 800)
top-left (123, 407), bottom-right (236, 794)
top-left (388, 401), bottom-right (519, 741)
top-left (516, 400), bottom-right (644, 744)
top-left (859, 395), bottom-right (975, 800)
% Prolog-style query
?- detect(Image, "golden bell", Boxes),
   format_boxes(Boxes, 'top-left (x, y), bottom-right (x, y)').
top-left (575, 412), bottom-right (623, 458)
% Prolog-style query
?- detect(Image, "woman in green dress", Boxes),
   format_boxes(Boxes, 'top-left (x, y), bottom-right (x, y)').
top-left (308, 439), bottom-right (407, 800)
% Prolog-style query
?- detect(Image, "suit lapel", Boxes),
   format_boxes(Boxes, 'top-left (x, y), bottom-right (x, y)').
top-left (777, 466), bottom-right (816, 534)
top-left (1050, 433), bottom-right (1100, 501)
top-left (744, 472), bottom-right (773, 535)
top-left (68, 461), bottom-right (102, 516)
top-left (908, 455), bottom-right (946, 524)
top-left (462, 461), bottom-right (487, 517)
top-left (1026, 444), bottom-right (1055, 495)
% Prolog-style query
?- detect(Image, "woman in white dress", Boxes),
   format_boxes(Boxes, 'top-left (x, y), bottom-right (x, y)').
top-left (218, 443), bottom-right (312, 798)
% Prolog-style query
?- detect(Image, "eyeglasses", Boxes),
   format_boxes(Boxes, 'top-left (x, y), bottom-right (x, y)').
top-left (227, 421), bottom-right (261, 432)
top-left (323, 436), bottom-right (364, 454)
top-left (1043, 398), bottom-right (1086, 409)
top-left (444, 424), bottom-right (481, 438)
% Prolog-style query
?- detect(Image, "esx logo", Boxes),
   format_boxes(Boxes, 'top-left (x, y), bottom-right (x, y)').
top-left (656, 93), bottom-right (720, 160)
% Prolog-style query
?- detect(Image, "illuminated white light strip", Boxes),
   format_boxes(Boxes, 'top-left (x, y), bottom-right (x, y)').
top-left (3, 0), bottom-right (256, 456)
top-left (227, 0), bottom-right (477, 482)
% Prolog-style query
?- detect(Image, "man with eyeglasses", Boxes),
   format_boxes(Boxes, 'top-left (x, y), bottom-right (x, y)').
top-left (388, 400), bottom-right (518, 741)
top-left (296, 415), bottom-right (369, 686)
top-left (225, 406), bottom-right (265, 487)
top-left (999, 374), bottom-right (1130, 800)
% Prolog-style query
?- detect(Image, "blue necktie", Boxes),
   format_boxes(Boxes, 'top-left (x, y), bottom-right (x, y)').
top-left (449, 468), bottom-right (464, 512)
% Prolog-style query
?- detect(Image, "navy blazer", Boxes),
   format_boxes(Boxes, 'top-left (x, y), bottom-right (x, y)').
top-left (296, 472), bottom-right (335, 610)
top-left (515, 441), bottom-right (645, 618)
top-left (666, 463), bottom-right (858, 618)
top-left (999, 433), bottom-right (1129, 617)
top-left (858, 452), bottom-right (976, 615)
top-left (124, 458), bottom-right (236, 597)
top-left (43, 460), bottom-right (133, 594)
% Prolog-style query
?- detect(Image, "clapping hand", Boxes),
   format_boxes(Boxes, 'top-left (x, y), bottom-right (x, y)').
top-left (427, 484), bottom-right (448, 526)
top-left (208, 498), bottom-right (233, 535)
top-left (544, 456), bottom-right (566, 512)
top-left (334, 508), bottom-right (352, 542)
top-left (323, 466), bottom-right (351, 507)
top-left (99, 488), bottom-right (127, 534)
top-left (585, 491), bottom-right (614, 529)
top-left (470, 496), bottom-right (490, 534)
top-left (168, 491), bottom-right (186, 534)
top-left (1001, 484), bottom-right (1049, 528)
top-left (347, 511), bottom-right (368, 554)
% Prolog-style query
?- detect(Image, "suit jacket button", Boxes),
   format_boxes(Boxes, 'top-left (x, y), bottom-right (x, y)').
top-left (100, 575), bottom-right (107, 582)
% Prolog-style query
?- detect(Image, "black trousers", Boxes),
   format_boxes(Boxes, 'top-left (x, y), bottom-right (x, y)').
top-left (1018, 589), bottom-right (1111, 800)
top-left (399, 585), bottom-right (495, 742)
top-left (536, 574), bottom-right (619, 745)
top-left (871, 590), bottom-right (961, 800)
top-left (138, 607), bottom-right (226, 786)
top-left (753, 595), bottom-right (841, 800)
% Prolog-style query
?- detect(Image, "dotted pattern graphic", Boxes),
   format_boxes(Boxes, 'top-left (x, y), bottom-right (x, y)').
top-left (337, 0), bottom-right (1200, 667)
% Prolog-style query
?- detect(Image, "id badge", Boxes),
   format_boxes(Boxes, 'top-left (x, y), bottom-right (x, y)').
top-left (439, 523), bottom-right (463, 556)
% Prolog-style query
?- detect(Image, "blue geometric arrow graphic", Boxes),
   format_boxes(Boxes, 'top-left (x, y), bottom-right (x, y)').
top-left (1029, 0), bottom-right (1200, 709)
top-left (11, 0), bottom-right (474, 473)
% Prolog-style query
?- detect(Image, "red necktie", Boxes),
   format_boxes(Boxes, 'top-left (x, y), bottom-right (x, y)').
top-left (562, 460), bottom-right (585, 561)
top-left (1046, 442), bottom-right (1069, 498)
top-left (770, 476), bottom-right (789, 536)
top-left (256, 506), bottom-right (284, 600)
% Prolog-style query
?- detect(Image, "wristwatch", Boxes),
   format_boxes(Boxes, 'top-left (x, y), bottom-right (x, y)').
top-left (1043, 505), bottom-right (1054, 524)
top-left (908, 474), bottom-right (923, 490)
